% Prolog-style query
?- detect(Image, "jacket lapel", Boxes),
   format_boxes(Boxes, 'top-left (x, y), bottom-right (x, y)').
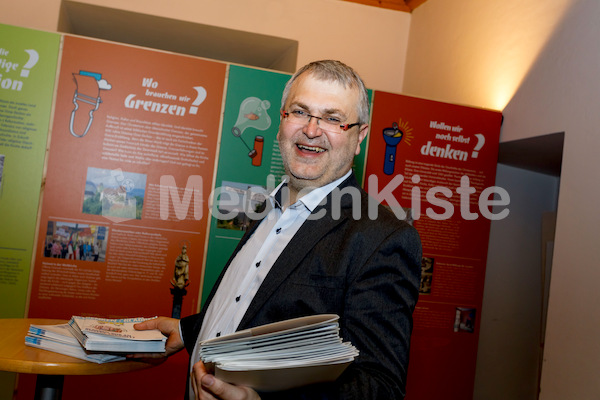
top-left (237, 174), bottom-right (362, 329)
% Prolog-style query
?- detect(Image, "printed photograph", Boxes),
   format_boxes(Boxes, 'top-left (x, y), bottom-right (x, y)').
top-left (454, 307), bottom-right (476, 333)
top-left (82, 167), bottom-right (146, 219)
top-left (216, 180), bottom-right (268, 231)
top-left (420, 256), bottom-right (434, 294)
top-left (43, 220), bottom-right (109, 262)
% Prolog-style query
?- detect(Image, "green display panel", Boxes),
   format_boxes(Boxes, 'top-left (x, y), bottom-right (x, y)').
top-left (200, 65), bottom-right (371, 306)
top-left (0, 24), bottom-right (60, 317)
top-left (201, 65), bottom-right (291, 305)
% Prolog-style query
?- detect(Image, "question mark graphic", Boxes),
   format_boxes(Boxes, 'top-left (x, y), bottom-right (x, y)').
top-left (21, 49), bottom-right (39, 78)
top-left (189, 86), bottom-right (207, 115)
top-left (472, 133), bottom-right (485, 158)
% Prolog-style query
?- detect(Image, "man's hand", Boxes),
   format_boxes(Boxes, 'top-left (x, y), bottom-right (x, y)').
top-left (128, 316), bottom-right (184, 359)
top-left (191, 361), bottom-right (260, 400)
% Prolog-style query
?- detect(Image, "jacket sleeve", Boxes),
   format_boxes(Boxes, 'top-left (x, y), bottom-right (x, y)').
top-left (180, 312), bottom-right (204, 355)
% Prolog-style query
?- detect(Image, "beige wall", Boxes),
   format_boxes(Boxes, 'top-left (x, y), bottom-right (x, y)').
top-left (1, 0), bottom-right (412, 94)
top-left (405, 0), bottom-right (599, 398)
top-left (504, 2), bottom-right (600, 398)
top-left (403, 0), bottom-right (571, 111)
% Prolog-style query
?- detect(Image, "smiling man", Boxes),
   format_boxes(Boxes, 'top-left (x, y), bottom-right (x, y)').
top-left (135, 60), bottom-right (422, 400)
top-left (276, 63), bottom-right (369, 204)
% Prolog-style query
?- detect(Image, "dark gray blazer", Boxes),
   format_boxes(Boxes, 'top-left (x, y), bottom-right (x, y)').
top-left (181, 173), bottom-right (422, 399)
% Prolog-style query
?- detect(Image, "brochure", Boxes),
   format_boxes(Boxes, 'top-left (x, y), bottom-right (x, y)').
top-left (199, 314), bottom-right (359, 392)
top-left (25, 323), bottom-right (125, 364)
top-left (67, 316), bottom-right (166, 353)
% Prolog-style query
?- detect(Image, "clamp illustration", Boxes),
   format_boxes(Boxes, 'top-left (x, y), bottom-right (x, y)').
top-left (70, 70), bottom-right (111, 138)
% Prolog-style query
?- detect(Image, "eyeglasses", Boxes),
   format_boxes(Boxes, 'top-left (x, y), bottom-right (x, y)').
top-left (281, 110), bottom-right (360, 134)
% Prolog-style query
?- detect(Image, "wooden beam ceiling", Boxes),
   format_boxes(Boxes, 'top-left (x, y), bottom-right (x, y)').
top-left (338, 0), bottom-right (428, 12)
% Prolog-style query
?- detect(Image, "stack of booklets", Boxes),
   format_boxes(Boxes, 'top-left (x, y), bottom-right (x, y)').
top-left (199, 314), bottom-right (359, 392)
top-left (24, 316), bottom-right (166, 364)
top-left (67, 316), bottom-right (166, 352)
top-left (25, 323), bottom-right (125, 364)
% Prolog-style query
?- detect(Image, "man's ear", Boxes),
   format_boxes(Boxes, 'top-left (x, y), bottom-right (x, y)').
top-left (355, 124), bottom-right (369, 156)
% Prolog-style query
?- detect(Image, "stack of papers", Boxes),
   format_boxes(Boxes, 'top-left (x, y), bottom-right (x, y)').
top-left (67, 316), bottom-right (166, 353)
top-left (25, 323), bottom-right (125, 364)
top-left (199, 314), bottom-right (358, 392)
top-left (24, 316), bottom-right (166, 364)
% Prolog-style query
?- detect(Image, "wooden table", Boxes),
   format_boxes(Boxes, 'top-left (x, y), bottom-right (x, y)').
top-left (0, 318), bottom-right (157, 400)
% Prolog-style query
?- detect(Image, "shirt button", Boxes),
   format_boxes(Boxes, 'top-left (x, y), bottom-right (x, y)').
top-left (276, 227), bottom-right (282, 234)
top-left (216, 332), bottom-right (221, 337)
top-left (256, 261), bottom-right (261, 268)
top-left (235, 295), bottom-right (241, 302)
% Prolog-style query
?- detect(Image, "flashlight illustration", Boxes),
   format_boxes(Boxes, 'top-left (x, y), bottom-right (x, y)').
top-left (383, 122), bottom-right (403, 175)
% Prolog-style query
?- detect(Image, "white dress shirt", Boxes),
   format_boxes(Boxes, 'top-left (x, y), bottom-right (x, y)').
top-left (187, 170), bottom-right (351, 397)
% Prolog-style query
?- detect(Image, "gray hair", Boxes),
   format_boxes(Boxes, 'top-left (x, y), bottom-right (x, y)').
top-left (281, 60), bottom-right (370, 125)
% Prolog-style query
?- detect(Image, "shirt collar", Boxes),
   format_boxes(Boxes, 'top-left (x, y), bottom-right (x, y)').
top-left (269, 170), bottom-right (352, 212)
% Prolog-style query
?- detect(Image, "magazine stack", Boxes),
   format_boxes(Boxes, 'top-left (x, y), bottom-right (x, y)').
top-left (199, 314), bottom-right (359, 391)
top-left (24, 316), bottom-right (165, 364)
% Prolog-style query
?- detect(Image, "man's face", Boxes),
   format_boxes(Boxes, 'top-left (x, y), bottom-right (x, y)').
top-left (277, 73), bottom-right (368, 195)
